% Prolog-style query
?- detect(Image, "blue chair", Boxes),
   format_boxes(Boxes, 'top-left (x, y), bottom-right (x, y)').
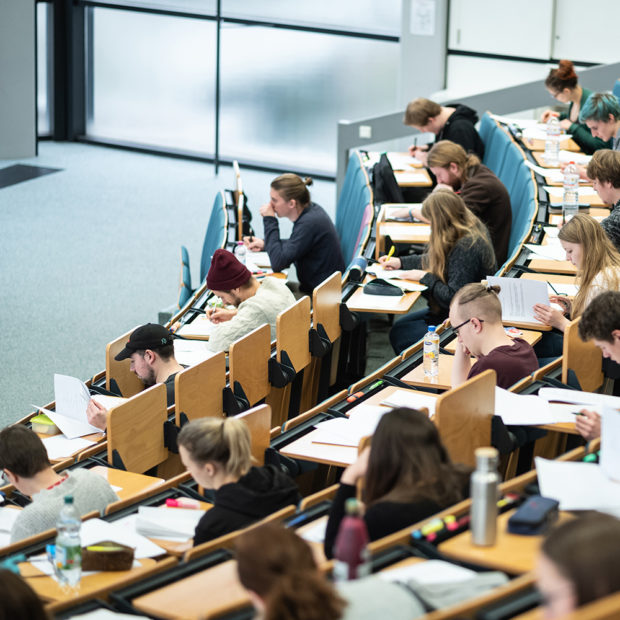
top-left (483, 125), bottom-right (512, 176)
top-left (613, 79), bottom-right (620, 101)
top-left (478, 112), bottom-right (496, 145)
top-left (336, 151), bottom-right (374, 268)
top-left (177, 246), bottom-right (192, 309)
top-left (498, 144), bottom-right (527, 196)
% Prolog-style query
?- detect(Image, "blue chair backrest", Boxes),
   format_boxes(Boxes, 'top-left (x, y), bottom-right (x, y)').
top-left (200, 191), bottom-right (228, 283)
top-left (613, 79), bottom-right (620, 101)
top-left (178, 245), bottom-right (192, 309)
top-left (498, 144), bottom-right (527, 196)
top-left (483, 125), bottom-right (512, 176)
top-left (336, 151), bottom-right (374, 266)
top-left (478, 112), bottom-right (496, 145)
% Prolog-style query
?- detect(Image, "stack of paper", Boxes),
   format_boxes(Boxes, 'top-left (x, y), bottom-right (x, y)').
top-left (300, 518), bottom-right (327, 544)
top-left (246, 251), bottom-right (271, 267)
top-left (558, 150), bottom-right (591, 165)
top-left (41, 435), bottom-right (96, 460)
top-left (395, 171), bottom-right (429, 184)
top-left (366, 265), bottom-right (407, 279)
top-left (173, 339), bottom-right (217, 367)
top-left (524, 243), bottom-right (568, 262)
top-left (379, 559), bottom-right (477, 585)
top-left (0, 507), bottom-right (21, 547)
top-left (380, 390), bottom-right (438, 416)
top-left (176, 316), bottom-right (216, 339)
top-left (494, 388), bottom-right (579, 426)
top-left (522, 126), bottom-right (572, 142)
top-left (387, 152), bottom-right (423, 169)
top-left (135, 506), bottom-right (205, 541)
top-left (486, 276), bottom-right (549, 324)
top-left (312, 405), bottom-right (388, 447)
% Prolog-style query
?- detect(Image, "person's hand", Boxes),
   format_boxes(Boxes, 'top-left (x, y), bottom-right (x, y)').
top-left (389, 207), bottom-right (411, 220)
top-left (541, 109), bottom-right (558, 123)
top-left (341, 447), bottom-right (371, 485)
top-left (378, 256), bottom-right (402, 270)
top-left (86, 399), bottom-right (109, 431)
top-left (434, 183), bottom-right (454, 193)
top-left (411, 147), bottom-right (428, 166)
top-left (549, 295), bottom-right (572, 315)
top-left (575, 409), bottom-right (601, 441)
top-left (207, 307), bottom-right (237, 324)
top-left (243, 236), bottom-right (264, 251)
top-left (455, 340), bottom-right (472, 358)
top-left (400, 269), bottom-right (426, 282)
top-left (559, 119), bottom-right (572, 131)
top-left (533, 303), bottom-right (569, 331)
top-left (560, 162), bottom-right (589, 180)
top-left (259, 202), bottom-right (276, 217)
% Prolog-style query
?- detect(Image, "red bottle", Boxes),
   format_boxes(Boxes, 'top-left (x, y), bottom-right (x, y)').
top-left (333, 498), bottom-right (370, 581)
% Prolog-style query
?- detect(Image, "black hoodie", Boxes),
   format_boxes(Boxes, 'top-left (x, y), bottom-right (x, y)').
top-left (193, 465), bottom-right (300, 546)
top-left (436, 103), bottom-right (485, 159)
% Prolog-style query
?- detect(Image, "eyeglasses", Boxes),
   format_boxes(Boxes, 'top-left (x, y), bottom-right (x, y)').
top-left (452, 317), bottom-right (484, 334)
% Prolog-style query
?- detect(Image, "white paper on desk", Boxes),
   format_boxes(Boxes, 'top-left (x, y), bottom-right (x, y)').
top-left (489, 115), bottom-right (540, 129)
top-left (543, 169), bottom-right (590, 185)
top-left (544, 186), bottom-right (596, 205)
top-left (525, 160), bottom-right (560, 177)
top-left (366, 265), bottom-right (407, 279)
top-left (524, 243), bottom-right (568, 262)
top-left (173, 339), bottom-right (217, 367)
top-left (384, 204), bottom-right (423, 221)
top-left (523, 127), bottom-right (572, 141)
top-left (379, 559), bottom-right (476, 585)
top-left (538, 387), bottom-right (620, 410)
top-left (380, 390), bottom-right (437, 416)
top-left (486, 276), bottom-right (549, 324)
top-left (41, 435), bottom-right (95, 460)
top-left (135, 506), bottom-right (205, 541)
top-left (299, 518), bottom-right (327, 544)
top-left (177, 316), bottom-right (216, 338)
top-left (546, 282), bottom-right (579, 297)
top-left (34, 405), bottom-right (102, 440)
top-left (385, 279), bottom-right (427, 292)
top-left (600, 407), bottom-right (620, 482)
top-left (27, 552), bottom-right (140, 581)
top-left (91, 394), bottom-right (127, 409)
top-left (387, 153), bottom-right (422, 170)
top-left (246, 250), bottom-right (271, 267)
top-left (395, 171), bottom-right (429, 184)
top-left (80, 517), bottom-right (166, 558)
top-left (494, 388), bottom-right (577, 426)
top-left (312, 406), bottom-right (387, 447)
top-left (535, 458), bottom-right (620, 512)
top-left (67, 610), bottom-right (143, 620)
top-left (544, 226), bottom-right (560, 238)
top-left (381, 223), bottom-right (431, 240)
top-left (347, 293), bottom-right (405, 310)
top-left (0, 507), bottom-right (21, 533)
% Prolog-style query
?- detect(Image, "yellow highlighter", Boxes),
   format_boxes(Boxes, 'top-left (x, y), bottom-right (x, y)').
top-left (387, 245), bottom-right (396, 259)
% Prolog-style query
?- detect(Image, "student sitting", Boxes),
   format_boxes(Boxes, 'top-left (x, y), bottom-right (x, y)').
top-left (177, 417), bottom-right (300, 547)
top-left (449, 283), bottom-right (538, 390)
top-left (236, 522), bottom-right (426, 620)
top-left (86, 323), bottom-right (184, 430)
top-left (572, 291), bottom-right (620, 440)
top-left (244, 174), bottom-right (345, 294)
top-left (580, 92), bottom-right (620, 151)
top-left (540, 60), bottom-right (611, 154)
top-left (381, 190), bottom-right (496, 354)
top-left (404, 97), bottom-right (485, 165)
top-left (0, 425), bottom-right (118, 543)
top-left (587, 149), bottom-right (620, 251)
top-left (537, 513), bottom-right (620, 618)
top-left (533, 214), bottom-right (620, 360)
top-left (205, 248), bottom-right (295, 352)
top-left (323, 408), bottom-right (470, 559)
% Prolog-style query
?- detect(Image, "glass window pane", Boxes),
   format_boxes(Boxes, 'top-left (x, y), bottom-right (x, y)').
top-left (93, 0), bottom-right (216, 17)
top-left (37, 2), bottom-right (51, 135)
top-left (220, 25), bottom-right (398, 174)
top-left (88, 8), bottom-right (216, 153)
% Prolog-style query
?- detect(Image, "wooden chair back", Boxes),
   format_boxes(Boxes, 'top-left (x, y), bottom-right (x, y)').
top-left (276, 296), bottom-right (311, 371)
top-left (435, 369), bottom-right (495, 468)
top-left (107, 384), bottom-right (168, 473)
top-left (106, 326), bottom-right (144, 397)
top-left (563, 317), bottom-right (604, 392)
top-left (175, 352), bottom-right (226, 424)
top-left (299, 484), bottom-right (339, 511)
top-left (229, 324), bottom-right (271, 406)
top-left (312, 271), bottom-right (342, 344)
top-left (237, 404), bottom-right (272, 466)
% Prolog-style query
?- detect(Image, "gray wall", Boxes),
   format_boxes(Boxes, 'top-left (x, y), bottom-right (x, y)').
top-left (0, 0), bottom-right (36, 159)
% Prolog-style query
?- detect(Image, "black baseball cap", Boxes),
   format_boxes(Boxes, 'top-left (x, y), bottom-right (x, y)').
top-left (114, 323), bottom-right (175, 361)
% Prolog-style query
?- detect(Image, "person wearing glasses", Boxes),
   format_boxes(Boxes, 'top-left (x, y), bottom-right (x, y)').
top-left (540, 60), bottom-right (611, 154)
top-left (449, 283), bottom-right (538, 389)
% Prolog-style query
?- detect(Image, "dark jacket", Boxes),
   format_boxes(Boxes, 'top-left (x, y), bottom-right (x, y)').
top-left (193, 465), bottom-right (300, 546)
top-left (437, 104), bottom-right (485, 160)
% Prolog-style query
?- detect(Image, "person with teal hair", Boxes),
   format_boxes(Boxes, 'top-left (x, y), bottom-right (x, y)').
top-left (580, 92), bottom-right (620, 151)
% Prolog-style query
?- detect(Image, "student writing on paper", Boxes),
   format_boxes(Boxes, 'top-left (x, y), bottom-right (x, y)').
top-left (177, 417), bottom-right (299, 547)
top-left (573, 291), bottom-right (620, 440)
top-left (540, 60), bottom-right (611, 155)
top-left (204, 249), bottom-right (295, 352)
top-left (0, 425), bottom-right (118, 543)
top-left (243, 174), bottom-right (344, 295)
top-left (533, 215), bottom-right (620, 360)
top-left (537, 514), bottom-right (620, 619)
top-left (323, 408), bottom-right (470, 558)
top-left (403, 97), bottom-right (484, 166)
top-left (380, 191), bottom-right (496, 354)
top-left (587, 149), bottom-right (620, 251)
top-left (86, 323), bottom-right (184, 430)
top-left (449, 283), bottom-right (538, 390)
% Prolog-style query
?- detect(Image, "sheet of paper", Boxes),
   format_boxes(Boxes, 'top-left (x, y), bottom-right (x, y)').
top-left (524, 243), bottom-right (568, 262)
top-left (347, 293), bottom-right (404, 311)
top-left (523, 127), bottom-right (572, 141)
top-left (41, 435), bottom-right (96, 460)
top-left (558, 150), bottom-right (591, 165)
top-left (34, 405), bottom-right (102, 440)
top-left (486, 276), bottom-right (549, 324)
top-left (385, 279), bottom-right (427, 292)
top-left (312, 405), bottom-right (388, 447)
top-left (176, 316), bottom-right (216, 338)
top-left (494, 388), bottom-right (577, 426)
top-left (245, 250), bottom-right (271, 267)
top-left (299, 518), bottom-right (327, 544)
top-left (387, 153), bottom-right (422, 170)
top-left (380, 559), bottom-right (477, 585)
top-left (135, 506), bottom-right (205, 541)
top-left (380, 223), bottom-right (431, 240)
top-left (91, 394), bottom-right (128, 409)
top-left (525, 160), bottom-right (560, 177)
top-left (395, 171), bottom-right (429, 184)
top-left (546, 282), bottom-right (578, 297)
top-left (54, 374), bottom-right (91, 419)
top-left (538, 387), bottom-right (620, 410)
top-left (0, 507), bottom-right (21, 533)
top-left (542, 169), bottom-right (590, 185)
top-left (366, 265), bottom-right (407, 279)
top-left (80, 517), bottom-right (166, 558)
top-left (544, 185), bottom-right (596, 205)
top-left (543, 226), bottom-right (559, 238)
top-left (490, 114), bottom-right (540, 128)
top-left (65, 610), bottom-right (141, 620)
top-left (536, 458), bottom-right (620, 512)
top-left (380, 390), bottom-right (437, 416)
top-left (173, 339), bottom-right (217, 367)
top-left (601, 407), bottom-right (620, 482)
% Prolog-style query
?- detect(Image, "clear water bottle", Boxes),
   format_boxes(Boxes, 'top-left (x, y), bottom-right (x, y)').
top-left (562, 161), bottom-right (579, 223)
top-left (471, 447), bottom-right (500, 546)
top-left (544, 116), bottom-right (560, 166)
top-left (234, 241), bottom-right (247, 265)
top-left (55, 495), bottom-right (82, 587)
top-left (423, 325), bottom-right (439, 377)
top-left (333, 498), bottom-right (370, 581)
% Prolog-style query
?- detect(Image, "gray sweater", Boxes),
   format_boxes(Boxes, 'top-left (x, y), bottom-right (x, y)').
top-left (10, 468), bottom-right (119, 543)
top-left (601, 200), bottom-right (620, 253)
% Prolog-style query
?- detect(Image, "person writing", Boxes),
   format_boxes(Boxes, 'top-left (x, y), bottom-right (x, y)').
top-left (540, 60), bottom-right (611, 154)
top-left (449, 283), bottom-right (538, 389)
top-left (587, 149), bottom-right (620, 251)
top-left (580, 92), bottom-right (620, 151)
top-left (244, 174), bottom-right (344, 294)
top-left (177, 417), bottom-right (300, 546)
top-left (380, 190), bottom-right (496, 354)
top-left (532, 214), bottom-right (620, 360)
top-left (323, 407), bottom-right (470, 558)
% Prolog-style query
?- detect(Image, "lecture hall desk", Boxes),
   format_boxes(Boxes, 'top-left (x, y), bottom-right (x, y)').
top-left (345, 276), bottom-right (422, 315)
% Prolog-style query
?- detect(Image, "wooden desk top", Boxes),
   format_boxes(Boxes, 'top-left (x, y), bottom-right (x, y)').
top-left (520, 272), bottom-right (577, 285)
top-left (522, 137), bottom-right (579, 152)
top-left (400, 353), bottom-right (454, 391)
top-left (548, 207), bottom-right (609, 226)
top-left (527, 258), bottom-right (577, 275)
top-left (21, 557), bottom-right (157, 603)
top-left (346, 284), bottom-right (421, 315)
top-left (443, 329), bottom-right (543, 354)
top-left (532, 151), bottom-right (588, 168)
top-left (90, 466), bottom-right (165, 501)
top-left (132, 558), bottom-right (250, 620)
top-left (378, 222), bottom-right (431, 245)
top-left (394, 168), bottom-right (432, 187)
top-left (439, 510), bottom-right (572, 574)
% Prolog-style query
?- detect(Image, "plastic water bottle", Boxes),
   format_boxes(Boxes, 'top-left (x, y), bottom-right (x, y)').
top-left (423, 325), bottom-right (439, 377)
top-left (333, 498), bottom-right (370, 581)
top-left (471, 448), bottom-right (500, 546)
top-left (544, 116), bottom-right (560, 165)
top-left (55, 496), bottom-right (82, 586)
top-left (562, 161), bottom-right (580, 223)
top-left (234, 241), bottom-right (247, 265)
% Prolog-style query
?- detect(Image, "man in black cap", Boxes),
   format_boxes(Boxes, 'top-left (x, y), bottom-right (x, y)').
top-left (86, 323), bottom-right (184, 430)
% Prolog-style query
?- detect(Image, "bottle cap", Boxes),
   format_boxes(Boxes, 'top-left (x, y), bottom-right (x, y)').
top-left (344, 497), bottom-right (360, 516)
top-left (63, 495), bottom-right (74, 504)
top-left (475, 447), bottom-right (498, 471)
top-left (428, 325), bottom-right (436, 332)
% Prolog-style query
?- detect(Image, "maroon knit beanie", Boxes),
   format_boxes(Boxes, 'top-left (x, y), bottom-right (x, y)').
top-left (206, 249), bottom-right (252, 291)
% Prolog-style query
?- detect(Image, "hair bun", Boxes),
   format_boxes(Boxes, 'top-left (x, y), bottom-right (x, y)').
top-left (303, 177), bottom-right (313, 187)
top-left (557, 59), bottom-right (577, 80)
top-left (487, 284), bottom-right (501, 294)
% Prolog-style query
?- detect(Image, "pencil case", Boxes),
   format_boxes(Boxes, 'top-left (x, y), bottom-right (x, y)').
top-left (81, 540), bottom-right (135, 571)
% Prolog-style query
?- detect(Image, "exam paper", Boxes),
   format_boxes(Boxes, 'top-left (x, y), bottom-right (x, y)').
top-left (379, 559), bottom-right (476, 585)
top-left (176, 316), bottom-right (216, 338)
top-left (173, 339), bottom-right (217, 367)
top-left (347, 293), bottom-right (404, 310)
top-left (384, 204), bottom-right (423, 221)
top-left (385, 279), bottom-right (427, 292)
top-left (34, 405), bottom-right (102, 440)
top-left (494, 388), bottom-right (577, 426)
top-left (312, 405), bottom-right (388, 447)
top-left (600, 406), bottom-right (620, 482)
top-left (524, 243), bottom-right (568, 262)
top-left (486, 276), bottom-right (549, 324)
top-left (387, 152), bottom-right (423, 169)
top-left (544, 186), bottom-right (596, 205)
top-left (538, 387), bottom-right (620, 410)
top-left (246, 251), bottom-right (271, 267)
top-left (80, 517), bottom-right (166, 558)
top-left (41, 435), bottom-right (96, 460)
top-left (489, 114), bottom-right (540, 129)
top-left (366, 265), bottom-right (407, 279)
top-left (0, 507), bottom-right (21, 533)
top-left (380, 223), bottom-right (431, 240)
top-left (299, 518), bottom-right (327, 544)
top-left (546, 282), bottom-right (578, 297)
top-left (380, 390), bottom-right (437, 416)
top-left (395, 171), bottom-right (429, 184)
top-left (135, 506), bottom-right (205, 541)
top-left (522, 126), bottom-right (572, 142)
